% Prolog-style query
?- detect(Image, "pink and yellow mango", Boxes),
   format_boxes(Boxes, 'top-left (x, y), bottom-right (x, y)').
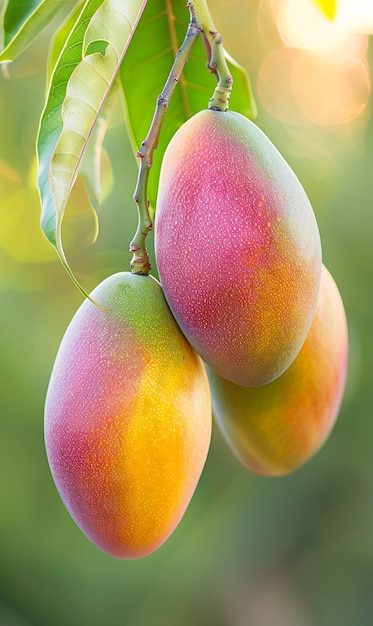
top-left (45, 273), bottom-right (211, 558)
top-left (207, 266), bottom-right (348, 476)
top-left (155, 109), bottom-right (322, 387)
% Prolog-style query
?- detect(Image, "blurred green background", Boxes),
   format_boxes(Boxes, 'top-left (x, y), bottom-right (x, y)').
top-left (1, 1), bottom-right (373, 625)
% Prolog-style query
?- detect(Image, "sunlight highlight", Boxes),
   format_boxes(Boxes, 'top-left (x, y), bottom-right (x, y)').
top-left (278, 0), bottom-right (350, 54)
top-left (291, 53), bottom-right (370, 125)
top-left (337, 0), bottom-right (373, 35)
top-left (278, 0), bottom-right (373, 53)
top-left (257, 0), bottom-right (372, 127)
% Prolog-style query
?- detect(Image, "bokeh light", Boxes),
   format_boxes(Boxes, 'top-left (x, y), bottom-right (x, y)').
top-left (291, 52), bottom-right (370, 126)
top-left (256, 0), bottom-right (372, 129)
top-left (336, 0), bottom-right (373, 35)
top-left (278, 0), bottom-right (352, 53)
top-left (257, 47), bottom-right (305, 126)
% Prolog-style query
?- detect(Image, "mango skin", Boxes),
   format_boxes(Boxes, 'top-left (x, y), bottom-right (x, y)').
top-left (45, 273), bottom-right (211, 559)
top-left (155, 109), bottom-right (322, 387)
top-left (207, 266), bottom-right (348, 476)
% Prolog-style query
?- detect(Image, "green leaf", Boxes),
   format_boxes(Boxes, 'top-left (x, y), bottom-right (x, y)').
top-left (119, 0), bottom-right (257, 213)
top-left (78, 80), bottom-right (118, 236)
top-left (36, 0), bottom-right (147, 299)
top-left (48, 0), bottom-right (114, 232)
top-left (226, 52), bottom-right (257, 121)
top-left (0, 0), bottom-right (76, 63)
top-left (311, 0), bottom-right (337, 21)
top-left (47, 0), bottom-right (85, 78)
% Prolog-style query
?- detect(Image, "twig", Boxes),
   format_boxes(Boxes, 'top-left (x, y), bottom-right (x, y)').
top-left (130, 0), bottom-right (232, 275)
top-left (130, 15), bottom-right (201, 274)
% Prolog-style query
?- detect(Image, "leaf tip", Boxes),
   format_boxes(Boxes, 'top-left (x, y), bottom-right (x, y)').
top-left (56, 244), bottom-right (104, 310)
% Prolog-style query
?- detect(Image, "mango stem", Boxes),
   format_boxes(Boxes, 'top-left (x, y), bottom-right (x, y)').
top-left (130, 14), bottom-right (201, 275)
top-left (188, 0), bottom-right (233, 111)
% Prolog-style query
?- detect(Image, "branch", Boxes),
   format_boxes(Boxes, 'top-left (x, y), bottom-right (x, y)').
top-left (129, 0), bottom-right (232, 275)
top-left (130, 14), bottom-right (201, 274)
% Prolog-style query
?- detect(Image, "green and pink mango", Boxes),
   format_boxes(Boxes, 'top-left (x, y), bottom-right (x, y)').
top-left (45, 273), bottom-right (211, 558)
top-left (155, 109), bottom-right (322, 387)
top-left (208, 265), bottom-right (348, 476)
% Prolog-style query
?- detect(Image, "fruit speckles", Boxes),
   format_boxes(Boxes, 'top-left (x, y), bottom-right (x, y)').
top-left (45, 273), bottom-right (211, 558)
top-left (155, 109), bottom-right (322, 386)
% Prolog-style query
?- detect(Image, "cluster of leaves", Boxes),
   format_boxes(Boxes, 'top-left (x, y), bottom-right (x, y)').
top-left (0, 0), bottom-right (333, 286)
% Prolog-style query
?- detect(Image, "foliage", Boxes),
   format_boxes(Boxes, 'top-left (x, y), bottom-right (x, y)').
top-left (0, 0), bottom-right (74, 62)
top-left (120, 2), bottom-right (256, 211)
top-left (0, 0), bottom-right (255, 287)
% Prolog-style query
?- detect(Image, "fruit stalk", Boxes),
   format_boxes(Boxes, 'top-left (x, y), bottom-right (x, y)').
top-left (130, 13), bottom-right (201, 274)
top-left (188, 0), bottom-right (233, 111)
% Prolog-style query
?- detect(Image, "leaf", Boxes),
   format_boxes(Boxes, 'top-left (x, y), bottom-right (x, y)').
top-left (36, 0), bottom-right (147, 298)
top-left (226, 52), bottom-right (257, 121)
top-left (48, 0), bottom-right (115, 239)
top-left (311, 0), bottom-right (337, 21)
top-left (47, 0), bottom-right (85, 78)
top-left (78, 81), bottom-right (117, 237)
top-left (0, 0), bottom-right (76, 63)
top-left (119, 0), bottom-right (257, 212)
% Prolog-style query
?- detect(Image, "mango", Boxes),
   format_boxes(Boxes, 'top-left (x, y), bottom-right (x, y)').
top-left (45, 273), bottom-right (211, 558)
top-left (207, 265), bottom-right (348, 476)
top-left (155, 109), bottom-right (322, 387)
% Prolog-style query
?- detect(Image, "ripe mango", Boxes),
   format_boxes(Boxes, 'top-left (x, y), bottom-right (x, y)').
top-left (45, 273), bottom-right (211, 558)
top-left (208, 265), bottom-right (348, 476)
top-left (155, 109), bottom-right (322, 386)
